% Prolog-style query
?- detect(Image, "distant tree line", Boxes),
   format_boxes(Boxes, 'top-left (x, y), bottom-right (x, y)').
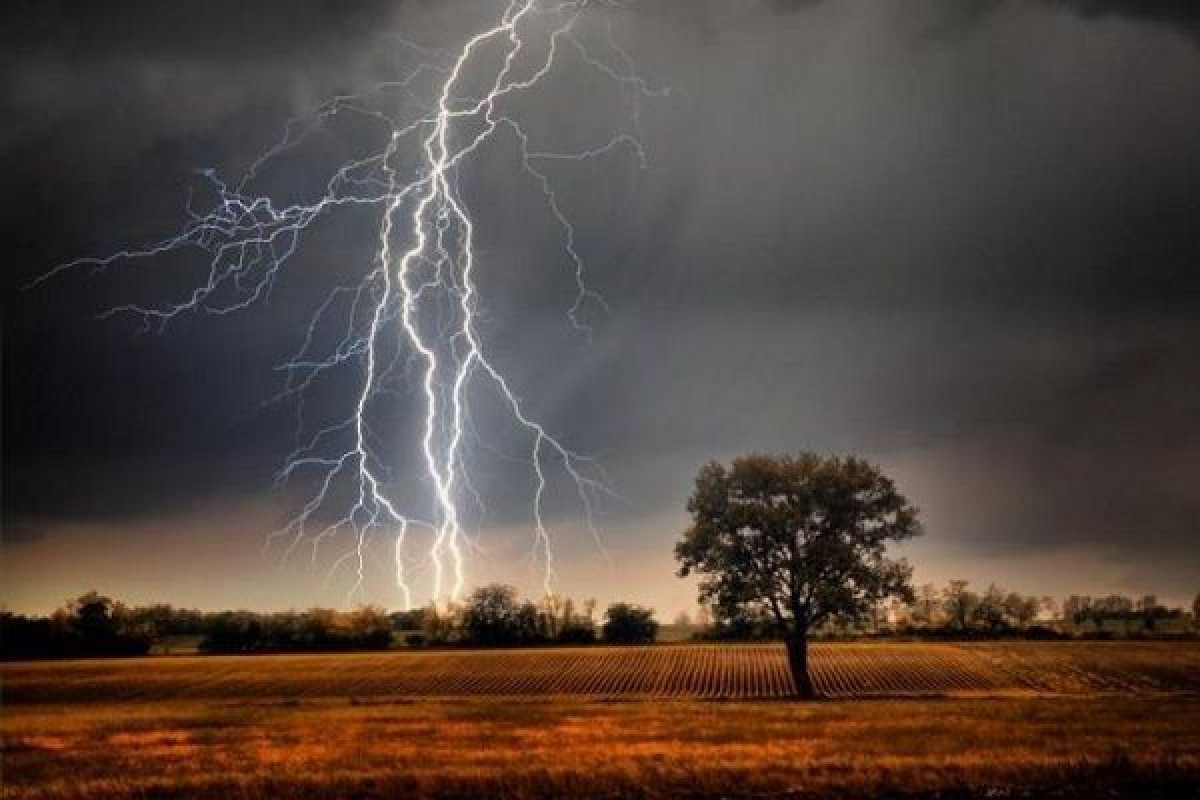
top-left (197, 606), bottom-right (393, 653)
top-left (694, 579), bottom-right (1197, 641)
top-left (395, 584), bottom-right (658, 647)
top-left (4, 582), bottom-right (1190, 660)
top-left (0, 592), bottom-right (396, 658)
top-left (1, 586), bottom-right (660, 660)
top-left (1066, 606), bottom-right (1183, 630)
top-left (0, 592), bottom-right (154, 659)
top-left (903, 581), bottom-right (1051, 636)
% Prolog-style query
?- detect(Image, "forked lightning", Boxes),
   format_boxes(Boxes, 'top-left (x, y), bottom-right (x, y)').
top-left (33, 0), bottom-right (664, 606)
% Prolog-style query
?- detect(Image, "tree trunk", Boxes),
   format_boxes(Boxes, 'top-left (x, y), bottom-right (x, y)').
top-left (785, 634), bottom-right (816, 699)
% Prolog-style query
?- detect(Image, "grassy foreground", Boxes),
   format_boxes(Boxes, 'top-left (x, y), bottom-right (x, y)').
top-left (4, 695), bottom-right (1199, 799)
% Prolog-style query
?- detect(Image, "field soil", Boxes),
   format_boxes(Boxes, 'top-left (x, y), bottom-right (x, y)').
top-left (5, 641), bottom-right (1200, 701)
top-left (3, 642), bottom-right (1199, 799)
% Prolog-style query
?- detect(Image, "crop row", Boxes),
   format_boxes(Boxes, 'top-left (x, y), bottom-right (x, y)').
top-left (5, 642), bottom-right (1198, 703)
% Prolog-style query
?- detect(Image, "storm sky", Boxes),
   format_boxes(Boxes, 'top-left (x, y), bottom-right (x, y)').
top-left (3, 0), bottom-right (1198, 614)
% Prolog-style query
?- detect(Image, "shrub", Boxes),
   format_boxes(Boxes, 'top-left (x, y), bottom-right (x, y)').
top-left (602, 603), bottom-right (658, 644)
top-left (1, 593), bottom-right (152, 659)
top-left (558, 625), bottom-right (597, 644)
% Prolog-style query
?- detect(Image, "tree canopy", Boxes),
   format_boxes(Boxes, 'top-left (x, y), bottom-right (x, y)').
top-left (602, 603), bottom-right (659, 644)
top-left (676, 453), bottom-right (920, 696)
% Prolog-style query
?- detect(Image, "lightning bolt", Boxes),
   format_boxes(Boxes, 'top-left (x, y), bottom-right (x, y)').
top-left (32, 0), bottom-right (664, 607)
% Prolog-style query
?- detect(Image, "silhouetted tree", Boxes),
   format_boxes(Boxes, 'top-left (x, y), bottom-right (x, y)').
top-left (557, 622), bottom-right (597, 644)
top-left (602, 603), bottom-right (658, 644)
top-left (1005, 592), bottom-right (1039, 629)
top-left (554, 596), bottom-right (597, 643)
top-left (514, 601), bottom-right (543, 643)
top-left (0, 613), bottom-right (54, 659)
top-left (583, 598), bottom-right (597, 626)
top-left (560, 597), bottom-right (576, 629)
top-left (942, 580), bottom-right (978, 632)
top-left (70, 592), bottom-right (120, 643)
top-left (910, 583), bottom-right (941, 628)
top-left (390, 608), bottom-right (429, 632)
top-left (199, 611), bottom-right (263, 653)
top-left (676, 454), bottom-right (920, 697)
top-left (60, 592), bottom-right (151, 656)
top-left (462, 584), bottom-right (523, 645)
top-left (974, 584), bottom-right (1009, 631)
top-left (345, 605), bottom-right (394, 648)
top-left (197, 606), bottom-right (395, 653)
top-left (422, 603), bottom-right (460, 645)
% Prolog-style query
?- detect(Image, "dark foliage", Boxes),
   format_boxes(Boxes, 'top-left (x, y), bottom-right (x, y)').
top-left (1, 592), bottom-right (152, 659)
top-left (390, 608), bottom-right (429, 632)
top-left (602, 603), bottom-right (659, 644)
top-left (460, 585), bottom-right (543, 646)
top-left (450, 584), bottom-right (599, 647)
top-left (557, 624), bottom-right (598, 644)
top-left (0, 595), bottom-right (395, 659)
top-left (197, 606), bottom-right (393, 653)
top-left (1073, 608), bottom-right (1182, 627)
top-left (677, 453), bottom-right (920, 695)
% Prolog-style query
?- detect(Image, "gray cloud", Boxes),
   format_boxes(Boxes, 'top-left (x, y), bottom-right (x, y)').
top-left (1052, 1), bottom-right (1200, 42)
top-left (3, 0), bottom-right (1198, 607)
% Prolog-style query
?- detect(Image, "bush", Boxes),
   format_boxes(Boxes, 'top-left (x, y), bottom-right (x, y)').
top-left (1, 593), bottom-right (153, 660)
top-left (3, 587), bottom-right (609, 658)
top-left (557, 625), bottom-right (597, 644)
top-left (1024, 625), bottom-right (1069, 640)
top-left (1, 613), bottom-right (56, 660)
top-left (461, 584), bottom-right (525, 646)
top-left (197, 606), bottom-right (395, 654)
top-left (390, 608), bottom-right (429, 632)
top-left (602, 603), bottom-right (658, 644)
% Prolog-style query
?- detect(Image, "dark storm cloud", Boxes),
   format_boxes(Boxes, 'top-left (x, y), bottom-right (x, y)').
top-left (3, 0), bottom-right (1199, 606)
top-left (567, 0), bottom-right (1200, 574)
top-left (0, 0), bottom-right (412, 530)
top-left (914, 1), bottom-right (1200, 43)
top-left (0, 0), bottom-right (398, 60)
top-left (1052, 1), bottom-right (1200, 42)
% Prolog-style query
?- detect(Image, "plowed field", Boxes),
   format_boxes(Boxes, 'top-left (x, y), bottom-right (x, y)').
top-left (5, 644), bottom-right (1200, 799)
top-left (5, 641), bottom-right (1198, 702)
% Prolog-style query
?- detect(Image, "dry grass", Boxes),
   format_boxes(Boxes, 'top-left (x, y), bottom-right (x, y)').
top-left (5, 696), bottom-right (1198, 798)
top-left (3, 643), bottom-right (1199, 798)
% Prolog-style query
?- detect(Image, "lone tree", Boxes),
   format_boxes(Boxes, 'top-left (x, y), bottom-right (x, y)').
top-left (675, 454), bottom-right (920, 697)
